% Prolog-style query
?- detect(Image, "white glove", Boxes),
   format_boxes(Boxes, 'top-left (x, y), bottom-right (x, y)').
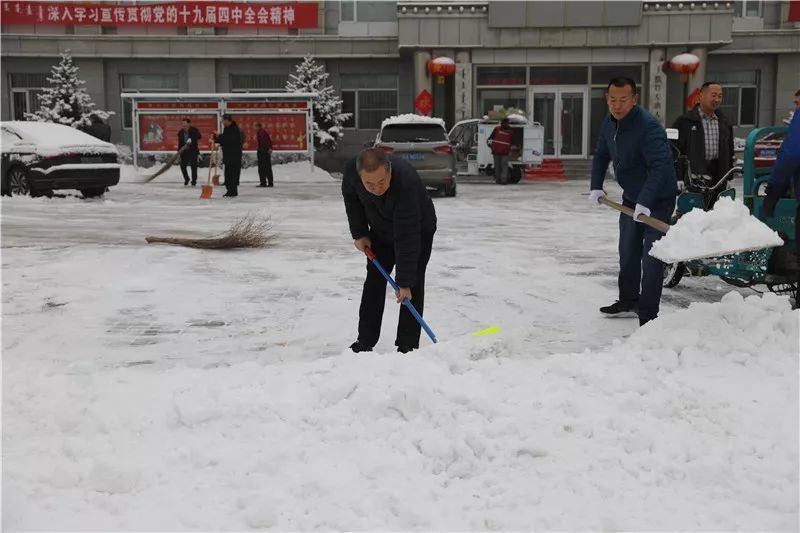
top-left (633, 203), bottom-right (651, 223)
top-left (589, 189), bottom-right (606, 206)
top-left (186, 138), bottom-right (192, 144)
top-left (677, 181), bottom-right (684, 192)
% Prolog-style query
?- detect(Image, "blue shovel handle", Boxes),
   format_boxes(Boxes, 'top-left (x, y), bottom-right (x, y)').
top-left (365, 247), bottom-right (437, 344)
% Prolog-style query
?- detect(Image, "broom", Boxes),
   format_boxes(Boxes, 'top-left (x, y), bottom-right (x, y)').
top-left (140, 145), bottom-right (188, 183)
top-left (145, 214), bottom-right (272, 249)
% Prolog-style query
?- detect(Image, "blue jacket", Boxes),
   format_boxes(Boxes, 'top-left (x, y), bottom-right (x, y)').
top-left (768, 111), bottom-right (800, 201)
top-left (591, 105), bottom-right (678, 207)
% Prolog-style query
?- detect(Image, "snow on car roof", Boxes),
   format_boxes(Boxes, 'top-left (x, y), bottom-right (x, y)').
top-left (381, 114), bottom-right (446, 129)
top-left (1, 121), bottom-right (117, 156)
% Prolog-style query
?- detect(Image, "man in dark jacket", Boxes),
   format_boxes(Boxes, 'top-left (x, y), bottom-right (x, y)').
top-left (488, 118), bottom-right (513, 184)
top-left (342, 148), bottom-right (437, 354)
top-left (589, 77), bottom-right (678, 326)
top-left (212, 114), bottom-right (243, 197)
top-left (178, 118), bottom-right (201, 186)
top-left (671, 81), bottom-right (735, 187)
top-left (255, 122), bottom-right (274, 188)
top-left (85, 114), bottom-right (111, 142)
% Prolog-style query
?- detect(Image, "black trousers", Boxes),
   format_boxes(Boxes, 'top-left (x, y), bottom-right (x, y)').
top-left (257, 150), bottom-right (274, 186)
top-left (618, 197), bottom-right (676, 322)
top-left (358, 232), bottom-right (434, 349)
top-left (180, 152), bottom-right (198, 184)
top-left (224, 164), bottom-right (241, 196)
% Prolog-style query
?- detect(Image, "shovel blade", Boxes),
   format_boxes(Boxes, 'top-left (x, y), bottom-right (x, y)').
top-left (200, 185), bottom-right (213, 200)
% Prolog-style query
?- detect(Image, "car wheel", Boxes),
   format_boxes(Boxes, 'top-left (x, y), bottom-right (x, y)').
top-left (81, 187), bottom-right (106, 198)
top-left (663, 262), bottom-right (685, 288)
top-left (446, 184), bottom-right (457, 197)
top-left (5, 166), bottom-right (31, 196)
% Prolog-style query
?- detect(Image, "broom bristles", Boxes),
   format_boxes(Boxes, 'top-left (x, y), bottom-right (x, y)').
top-left (145, 214), bottom-right (272, 249)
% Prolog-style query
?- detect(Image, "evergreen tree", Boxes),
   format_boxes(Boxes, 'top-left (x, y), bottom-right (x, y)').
top-left (286, 56), bottom-right (351, 151)
top-left (25, 50), bottom-right (113, 129)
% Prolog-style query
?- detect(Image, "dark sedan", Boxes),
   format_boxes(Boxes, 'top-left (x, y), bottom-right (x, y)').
top-left (1, 121), bottom-right (121, 198)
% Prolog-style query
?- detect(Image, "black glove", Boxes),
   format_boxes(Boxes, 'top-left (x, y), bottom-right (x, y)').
top-left (762, 185), bottom-right (782, 218)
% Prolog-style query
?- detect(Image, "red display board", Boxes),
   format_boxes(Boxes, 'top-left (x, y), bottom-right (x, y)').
top-left (236, 113), bottom-right (308, 152)
top-left (1, 1), bottom-right (318, 28)
top-left (138, 113), bottom-right (218, 153)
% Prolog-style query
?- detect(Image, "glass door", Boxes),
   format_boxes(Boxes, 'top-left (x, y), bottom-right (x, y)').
top-left (530, 86), bottom-right (588, 158)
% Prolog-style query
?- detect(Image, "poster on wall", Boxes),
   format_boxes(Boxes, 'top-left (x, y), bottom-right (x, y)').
top-left (235, 113), bottom-right (308, 152)
top-left (138, 113), bottom-right (218, 153)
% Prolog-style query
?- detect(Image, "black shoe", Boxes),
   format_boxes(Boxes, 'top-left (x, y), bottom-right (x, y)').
top-left (258, 183), bottom-right (267, 187)
top-left (600, 300), bottom-right (638, 318)
top-left (350, 341), bottom-right (373, 353)
top-left (397, 345), bottom-right (415, 354)
top-left (184, 180), bottom-right (189, 186)
top-left (191, 182), bottom-right (196, 186)
top-left (639, 318), bottom-right (652, 327)
top-left (223, 192), bottom-right (237, 198)
top-left (267, 184), bottom-right (274, 187)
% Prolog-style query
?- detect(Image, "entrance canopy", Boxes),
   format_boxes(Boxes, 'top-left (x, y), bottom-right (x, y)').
top-left (120, 92), bottom-right (316, 169)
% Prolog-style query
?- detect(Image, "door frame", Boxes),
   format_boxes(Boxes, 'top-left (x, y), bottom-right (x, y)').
top-left (528, 85), bottom-right (589, 159)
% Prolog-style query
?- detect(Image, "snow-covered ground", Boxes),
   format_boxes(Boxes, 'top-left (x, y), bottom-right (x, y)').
top-left (2, 162), bottom-right (798, 530)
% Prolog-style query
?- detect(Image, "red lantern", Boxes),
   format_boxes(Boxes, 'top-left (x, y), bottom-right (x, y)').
top-left (670, 53), bottom-right (700, 83)
top-left (427, 57), bottom-right (456, 85)
top-left (686, 88), bottom-right (702, 110)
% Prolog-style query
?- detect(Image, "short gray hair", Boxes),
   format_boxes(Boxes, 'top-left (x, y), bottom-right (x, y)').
top-left (356, 147), bottom-right (390, 174)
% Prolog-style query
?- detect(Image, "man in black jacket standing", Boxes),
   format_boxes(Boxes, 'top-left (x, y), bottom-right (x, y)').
top-left (178, 118), bottom-right (201, 186)
top-left (671, 81), bottom-right (734, 189)
top-left (342, 148), bottom-right (437, 354)
top-left (212, 114), bottom-right (243, 197)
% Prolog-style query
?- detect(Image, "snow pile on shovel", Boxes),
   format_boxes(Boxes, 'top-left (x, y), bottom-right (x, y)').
top-left (650, 197), bottom-right (784, 263)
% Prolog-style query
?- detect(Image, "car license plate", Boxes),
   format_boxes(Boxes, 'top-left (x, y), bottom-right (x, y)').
top-left (81, 156), bottom-right (104, 164)
top-left (758, 148), bottom-right (777, 158)
top-left (403, 153), bottom-right (424, 161)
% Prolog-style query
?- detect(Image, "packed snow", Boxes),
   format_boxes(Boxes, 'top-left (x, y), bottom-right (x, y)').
top-left (1, 120), bottom-right (118, 157)
top-left (381, 114), bottom-right (446, 129)
top-left (2, 164), bottom-right (798, 530)
top-left (649, 197), bottom-right (785, 263)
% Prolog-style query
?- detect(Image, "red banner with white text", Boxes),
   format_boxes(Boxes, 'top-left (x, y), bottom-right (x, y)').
top-left (1, 1), bottom-right (318, 28)
top-left (236, 113), bottom-right (308, 152)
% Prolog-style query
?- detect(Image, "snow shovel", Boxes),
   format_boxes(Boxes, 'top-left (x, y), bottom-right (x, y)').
top-left (200, 146), bottom-right (217, 200)
top-left (364, 247), bottom-right (438, 344)
top-left (599, 196), bottom-right (784, 262)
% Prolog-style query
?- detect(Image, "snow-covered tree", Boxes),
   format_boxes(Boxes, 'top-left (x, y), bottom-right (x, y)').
top-left (25, 50), bottom-right (113, 129)
top-left (285, 56), bottom-right (351, 151)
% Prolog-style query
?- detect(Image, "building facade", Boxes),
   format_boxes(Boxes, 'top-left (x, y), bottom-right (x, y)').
top-left (2, 0), bottom-right (799, 169)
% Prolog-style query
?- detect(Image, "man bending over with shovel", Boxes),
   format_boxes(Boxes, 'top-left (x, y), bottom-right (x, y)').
top-left (342, 148), bottom-right (437, 354)
top-left (589, 77), bottom-right (678, 326)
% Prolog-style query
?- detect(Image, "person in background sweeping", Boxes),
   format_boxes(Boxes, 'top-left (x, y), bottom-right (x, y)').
top-left (211, 114), bottom-right (243, 198)
top-left (671, 81), bottom-right (734, 194)
top-left (763, 104), bottom-right (800, 305)
top-left (85, 114), bottom-right (111, 142)
top-left (589, 77), bottom-right (678, 327)
top-left (255, 122), bottom-right (274, 188)
top-left (487, 118), bottom-right (513, 185)
top-left (178, 118), bottom-right (201, 186)
top-left (342, 147), bottom-right (437, 354)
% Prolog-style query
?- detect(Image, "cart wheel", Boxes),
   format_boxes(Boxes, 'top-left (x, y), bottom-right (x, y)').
top-left (663, 262), bottom-right (685, 288)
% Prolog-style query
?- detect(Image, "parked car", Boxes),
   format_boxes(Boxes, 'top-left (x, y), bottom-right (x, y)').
top-left (374, 114), bottom-right (457, 197)
top-left (1, 121), bottom-right (120, 197)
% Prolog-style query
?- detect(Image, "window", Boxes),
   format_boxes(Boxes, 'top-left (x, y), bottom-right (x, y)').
top-left (477, 89), bottom-right (526, 116)
top-left (380, 124), bottom-right (447, 142)
top-left (340, 0), bottom-right (355, 21)
top-left (529, 66), bottom-right (587, 85)
top-left (708, 70), bottom-right (759, 126)
top-left (120, 74), bottom-right (180, 129)
top-left (8, 73), bottom-right (50, 120)
top-left (340, 74), bottom-right (398, 130)
top-left (476, 66), bottom-right (526, 86)
top-left (733, 0), bottom-right (762, 17)
top-left (340, 1), bottom-right (395, 22)
top-left (719, 86), bottom-right (758, 126)
top-left (230, 74), bottom-right (289, 92)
